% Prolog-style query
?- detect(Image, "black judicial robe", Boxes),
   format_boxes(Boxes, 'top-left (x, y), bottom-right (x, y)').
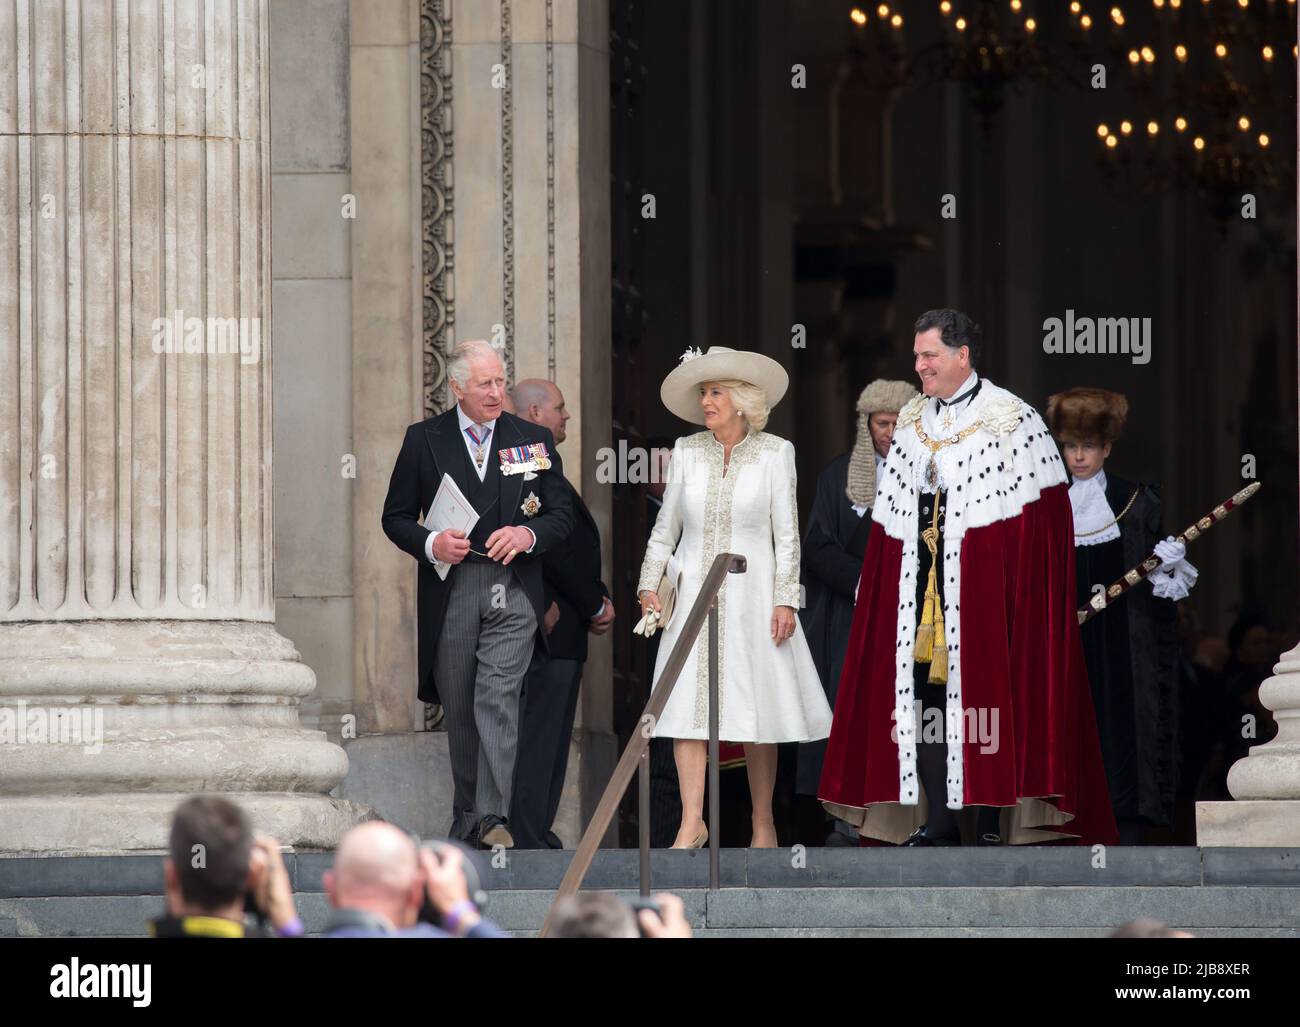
top-left (1072, 473), bottom-right (1181, 828)
top-left (796, 453), bottom-right (873, 797)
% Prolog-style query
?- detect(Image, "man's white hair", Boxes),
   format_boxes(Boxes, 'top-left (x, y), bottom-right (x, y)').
top-left (448, 339), bottom-right (503, 388)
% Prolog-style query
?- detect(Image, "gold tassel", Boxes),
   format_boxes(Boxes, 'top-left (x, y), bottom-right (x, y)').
top-left (914, 600), bottom-right (935, 662)
top-left (928, 611), bottom-right (948, 684)
top-left (930, 579), bottom-right (951, 681)
top-left (928, 645), bottom-right (947, 683)
top-left (914, 498), bottom-right (949, 682)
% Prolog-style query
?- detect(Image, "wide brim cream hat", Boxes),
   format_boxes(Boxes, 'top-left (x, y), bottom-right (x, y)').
top-left (660, 346), bottom-right (790, 425)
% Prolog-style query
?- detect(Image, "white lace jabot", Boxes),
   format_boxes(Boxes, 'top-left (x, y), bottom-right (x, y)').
top-left (1069, 470), bottom-right (1119, 546)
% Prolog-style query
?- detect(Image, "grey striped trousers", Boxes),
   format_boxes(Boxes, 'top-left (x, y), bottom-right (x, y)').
top-left (434, 559), bottom-right (538, 832)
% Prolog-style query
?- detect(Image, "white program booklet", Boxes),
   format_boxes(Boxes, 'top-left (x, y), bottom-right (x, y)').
top-left (426, 474), bottom-right (480, 580)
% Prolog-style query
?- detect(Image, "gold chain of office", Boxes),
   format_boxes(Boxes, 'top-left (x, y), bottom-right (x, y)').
top-left (913, 421), bottom-right (984, 453)
top-left (1073, 486), bottom-right (1142, 537)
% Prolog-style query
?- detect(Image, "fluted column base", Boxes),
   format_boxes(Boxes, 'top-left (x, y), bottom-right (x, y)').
top-left (0, 621), bottom-right (372, 853)
top-left (1196, 641), bottom-right (1300, 846)
top-left (0, 793), bottom-right (374, 854)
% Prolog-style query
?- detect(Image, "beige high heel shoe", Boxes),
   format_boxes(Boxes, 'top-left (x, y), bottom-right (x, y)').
top-left (671, 824), bottom-right (708, 849)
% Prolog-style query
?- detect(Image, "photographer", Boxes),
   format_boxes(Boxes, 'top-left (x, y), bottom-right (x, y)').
top-left (323, 822), bottom-right (507, 938)
top-left (150, 796), bottom-right (301, 939)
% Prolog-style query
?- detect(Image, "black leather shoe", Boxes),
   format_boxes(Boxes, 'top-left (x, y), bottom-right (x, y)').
top-left (477, 815), bottom-right (514, 850)
top-left (901, 825), bottom-right (959, 847)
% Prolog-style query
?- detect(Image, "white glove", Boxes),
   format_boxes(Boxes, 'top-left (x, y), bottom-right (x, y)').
top-left (632, 609), bottom-right (662, 638)
top-left (1151, 536), bottom-right (1197, 601)
top-left (1153, 537), bottom-right (1186, 569)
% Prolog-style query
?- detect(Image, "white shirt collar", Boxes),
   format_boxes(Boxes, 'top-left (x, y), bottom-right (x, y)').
top-left (934, 370), bottom-right (979, 410)
top-left (456, 404), bottom-right (498, 436)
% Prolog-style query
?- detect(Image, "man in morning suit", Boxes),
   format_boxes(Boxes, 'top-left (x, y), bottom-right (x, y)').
top-left (509, 380), bottom-right (615, 848)
top-left (382, 340), bottom-right (574, 849)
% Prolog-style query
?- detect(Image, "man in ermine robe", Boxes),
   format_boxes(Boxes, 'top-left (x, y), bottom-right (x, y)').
top-left (819, 309), bottom-right (1118, 846)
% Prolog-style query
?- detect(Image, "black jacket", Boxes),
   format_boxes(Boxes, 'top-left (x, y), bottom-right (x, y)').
top-left (796, 453), bottom-right (873, 796)
top-left (382, 408), bottom-right (575, 704)
top-left (542, 478), bottom-right (609, 663)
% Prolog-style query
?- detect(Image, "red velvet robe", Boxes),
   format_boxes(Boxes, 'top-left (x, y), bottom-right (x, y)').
top-left (819, 481), bottom-right (1119, 845)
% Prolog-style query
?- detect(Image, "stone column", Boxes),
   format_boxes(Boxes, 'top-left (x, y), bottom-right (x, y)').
top-left (1197, 646), bottom-right (1300, 845)
top-left (0, 0), bottom-right (366, 851)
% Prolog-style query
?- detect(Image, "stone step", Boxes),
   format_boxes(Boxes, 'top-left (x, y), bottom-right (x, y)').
top-left (6, 846), bottom-right (1294, 897)
top-left (479, 886), bottom-right (1300, 935)
top-left (5, 883), bottom-right (1294, 941)
top-left (2, 848), bottom-right (1298, 937)
top-left (6, 886), bottom-right (1299, 938)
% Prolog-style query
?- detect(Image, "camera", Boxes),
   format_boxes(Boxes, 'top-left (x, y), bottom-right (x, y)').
top-left (626, 896), bottom-right (664, 938)
top-left (417, 839), bottom-right (488, 926)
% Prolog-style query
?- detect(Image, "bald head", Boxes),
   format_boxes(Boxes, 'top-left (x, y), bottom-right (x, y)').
top-left (512, 378), bottom-right (554, 412)
top-left (330, 822), bottom-right (420, 920)
top-left (512, 378), bottom-right (569, 444)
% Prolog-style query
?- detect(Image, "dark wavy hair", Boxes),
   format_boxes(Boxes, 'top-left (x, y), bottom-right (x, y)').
top-left (169, 796), bottom-right (253, 911)
top-left (914, 309), bottom-right (983, 369)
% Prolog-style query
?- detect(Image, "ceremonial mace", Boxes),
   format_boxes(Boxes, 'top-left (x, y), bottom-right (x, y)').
top-left (1077, 482), bottom-right (1262, 626)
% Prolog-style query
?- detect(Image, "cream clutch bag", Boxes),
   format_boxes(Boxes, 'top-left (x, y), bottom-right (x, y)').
top-left (633, 554), bottom-right (681, 638)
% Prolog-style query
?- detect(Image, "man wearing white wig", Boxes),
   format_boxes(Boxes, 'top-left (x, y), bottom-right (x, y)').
top-left (797, 379), bottom-right (917, 844)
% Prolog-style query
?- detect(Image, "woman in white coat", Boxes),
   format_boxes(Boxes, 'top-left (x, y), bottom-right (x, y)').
top-left (636, 347), bottom-right (833, 848)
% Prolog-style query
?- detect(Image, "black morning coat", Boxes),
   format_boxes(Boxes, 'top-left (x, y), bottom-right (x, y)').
top-left (541, 477), bottom-right (609, 663)
top-left (381, 408), bottom-right (575, 704)
top-left (796, 452), bottom-right (874, 797)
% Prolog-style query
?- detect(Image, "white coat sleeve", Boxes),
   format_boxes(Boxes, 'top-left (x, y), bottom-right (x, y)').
top-left (770, 439), bottom-right (803, 608)
top-left (637, 438), bottom-right (686, 596)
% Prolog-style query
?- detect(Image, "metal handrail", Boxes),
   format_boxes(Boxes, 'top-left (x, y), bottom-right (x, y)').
top-left (537, 552), bottom-right (747, 937)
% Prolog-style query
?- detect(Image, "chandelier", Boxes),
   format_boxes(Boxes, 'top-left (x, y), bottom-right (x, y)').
top-left (847, 1), bottom-right (1068, 131)
top-left (1086, 0), bottom-right (1297, 221)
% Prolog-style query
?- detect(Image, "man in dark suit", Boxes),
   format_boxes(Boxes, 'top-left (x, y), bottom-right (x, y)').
top-left (382, 341), bottom-right (574, 849)
top-left (508, 380), bottom-right (614, 848)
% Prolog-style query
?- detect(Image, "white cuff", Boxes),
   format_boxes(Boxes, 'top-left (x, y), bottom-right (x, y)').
top-left (524, 527), bottom-right (537, 553)
top-left (425, 530), bottom-right (440, 563)
top-left (1151, 558), bottom-right (1198, 601)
